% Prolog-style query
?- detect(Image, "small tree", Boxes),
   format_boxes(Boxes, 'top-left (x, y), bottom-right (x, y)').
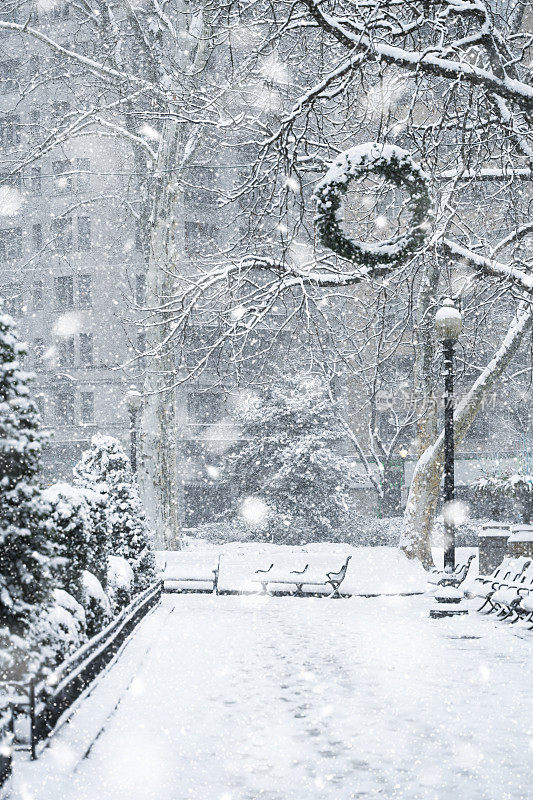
top-left (74, 435), bottom-right (156, 590)
top-left (79, 488), bottom-right (111, 589)
top-left (0, 312), bottom-right (56, 680)
top-left (220, 373), bottom-right (359, 544)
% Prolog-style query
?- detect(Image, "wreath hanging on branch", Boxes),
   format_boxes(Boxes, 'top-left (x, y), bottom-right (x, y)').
top-left (313, 143), bottom-right (433, 268)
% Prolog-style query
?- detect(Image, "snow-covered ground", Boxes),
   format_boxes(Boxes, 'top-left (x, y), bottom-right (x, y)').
top-left (9, 579), bottom-right (532, 800)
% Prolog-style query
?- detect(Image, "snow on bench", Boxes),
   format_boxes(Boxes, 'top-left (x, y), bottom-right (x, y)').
top-left (159, 553), bottom-right (220, 593)
top-left (156, 545), bottom-right (429, 597)
top-left (473, 555), bottom-right (531, 611)
top-left (489, 562), bottom-right (533, 620)
top-left (427, 554), bottom-right (476, 587)
top-left (251, 557), bottom-right (351, 598)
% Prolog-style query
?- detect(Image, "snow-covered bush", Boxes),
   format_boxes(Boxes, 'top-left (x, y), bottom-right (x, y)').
top-left (473, 472), bottom-right (532, 523)
top-left (81, 570), bottom-right (111, 638)
top-left (44, 589), bottom-right (86, 663)
top-left (218, 373), bottom-right (362, 544)
top-left (74, 434), bottom-right (156, 591)
top-left (107, 556), bottom-right (134, 614)
top-left (0, 312), bottom-right (57, 681)
top-left (40, 483), bottom-right (92, 602)
top-left (79, 487), bottom-right (111, 589)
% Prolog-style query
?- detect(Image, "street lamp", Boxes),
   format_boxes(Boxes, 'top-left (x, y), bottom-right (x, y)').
top-left (435, 298), bottom-right (462, 572)
top-left (430, 298), bottom-right (467, 618)
top-left (125, 387), bottom-right (142, 474)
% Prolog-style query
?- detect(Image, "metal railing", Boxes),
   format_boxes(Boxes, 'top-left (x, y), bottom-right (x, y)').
top-left (29, 580), bottom-right (162, 758)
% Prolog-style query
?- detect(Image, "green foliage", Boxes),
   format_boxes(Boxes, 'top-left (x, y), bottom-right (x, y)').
top-left (314, 142), bottom-right (432, 268)
top-left (220, 373), bottom-right (360, 543)
top-left (0, 312), bottom-right (56, 680)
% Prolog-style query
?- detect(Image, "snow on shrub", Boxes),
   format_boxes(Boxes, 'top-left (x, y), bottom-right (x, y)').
top-left (0, 311), bottom-right (57, 681)
top-left (78, 486), bottom-right (111, 589)
top-left (81, 570), bottom-right (111, 638)
top-left (44, 589), bottom-right (86, 663)
top-left (74, 434), bottom-right (156, 590)
top-left (40, 483), bottom-right (92, 602)
top-left (107, 556), bottom-right (134, 613)
top-left (474, 471), bottom-right (532, 523)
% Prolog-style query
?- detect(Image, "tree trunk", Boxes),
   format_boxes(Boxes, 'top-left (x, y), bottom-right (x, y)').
top-left (401, 303), bottom-right (533, 568)
top-left (404, 259), bottom-right (440, 567)
top-left (138, 117), bottom-right (187, 550)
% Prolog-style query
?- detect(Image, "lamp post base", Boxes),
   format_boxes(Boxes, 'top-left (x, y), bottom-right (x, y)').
top-left (429, 584), bottom-right (468, 619)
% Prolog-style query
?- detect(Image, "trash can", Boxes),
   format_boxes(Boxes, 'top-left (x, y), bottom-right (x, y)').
top-left (506, 525), bottom-right (533, 559)
top-left (478, 522), bottom-right (511, 574)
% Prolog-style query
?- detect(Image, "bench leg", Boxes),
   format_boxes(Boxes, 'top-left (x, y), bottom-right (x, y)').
top-left (327, 580), bottom-right (341, 599)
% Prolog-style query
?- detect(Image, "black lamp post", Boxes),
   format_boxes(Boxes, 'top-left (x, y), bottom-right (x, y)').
top-left (430, 298), bottom-right (468, 618)
top-left (125, 387), bottom-right (142, 474)
top-left (435, 298), bottom-right (462, 573)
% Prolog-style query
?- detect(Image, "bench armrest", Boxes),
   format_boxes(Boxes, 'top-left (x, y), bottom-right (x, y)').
top-left (255, 563), bottom-right (274, 575)
top-left (290, 565), bottom-right (309, 575)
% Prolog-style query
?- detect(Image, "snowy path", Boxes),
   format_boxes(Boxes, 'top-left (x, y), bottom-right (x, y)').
top-left (10, 593), bottom-right (533, 800)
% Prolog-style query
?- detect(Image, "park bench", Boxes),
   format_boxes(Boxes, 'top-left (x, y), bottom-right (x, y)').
top-left (252, 556), bottom-right (352, 598)
top-left (427, 554), bottom-right (476, 588)
top-left (490, 562), bottom-right (533, 621)
top-left (517, 591), bottom-right (533, 629)
top-left (473, 556), bottom-right (531, 613)
top-left (161, 555), bottom-right (221, 594)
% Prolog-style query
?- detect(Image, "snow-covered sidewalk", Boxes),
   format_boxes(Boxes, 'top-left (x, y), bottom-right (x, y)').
top-left (9, 593), bottom-right (533, 800)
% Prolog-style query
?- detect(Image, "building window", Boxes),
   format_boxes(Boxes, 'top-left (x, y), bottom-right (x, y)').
top-left (52, 2), bottom-right (70, 19)
top-left (55, 275), bottom-right (74, 309)
top-left (75, 158), bottom-right (90, 191)
top-left (0, 172), bottom-right (22, 192)
top-left (35, 394), bottom-right (45, 419)
top-left (0, 60), bottom-right (19, 94)
top-left (51, 216), bottom-right (73, 253)
top-left (137, 330), bottom-right (147, 369)
top-left (135, 220), bottom-right (145, 252)
top-left (55, 384), bottom-right (75, 425)
top-left (32, 280), bottom-right (43, 309)
top-left (52, 101), bottom-right (70, 124)
top-left (135, 273), bottom-right (146, 305)
top-left (184, 167), bottom-right (217, 205)
top-left (80, 391), bottom-right (94, 424)
top-left (188, 391), bottom-right (224, 425)
top-left (32, 222), bottom-right (42, 252)
top-left (0, 115), bottom-right (21, 147)
top-left (184, 221), bottom-right (216, 256)
top-left (78, 274), bottom-right (92, 308)
top-left (28, 55), bottom-right (40, 77)
top-left (79, 332), bottom-right (93, 367)
top-left (52, 160), bottom-right (72, 193)
top-left (77, 217), bottom-right (91, 251)
top-left (3, 283), bottom-right (23, 317)
top-left (0, 227), bottom-right (22, 260)
top-left (34, 337), bottom-right (44, 368)
top-left (30, 166), bottom-right (42, 194)
top-left (57, 336), bottom-right (75, 368)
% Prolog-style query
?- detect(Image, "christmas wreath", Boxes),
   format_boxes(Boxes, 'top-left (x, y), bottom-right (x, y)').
top-left (314, 143), bottom-right (433, 268)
